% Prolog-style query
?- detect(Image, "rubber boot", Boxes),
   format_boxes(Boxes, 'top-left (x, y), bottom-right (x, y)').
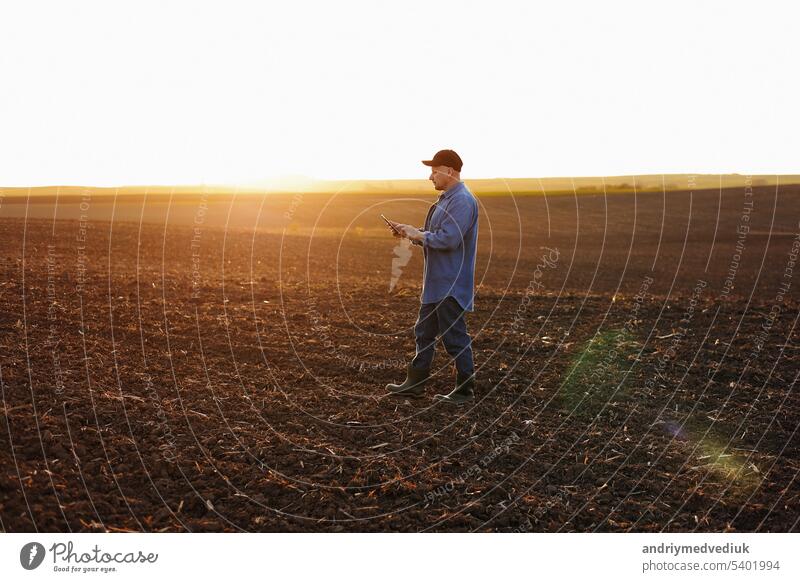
top-left (386, 365), bottom-right (430, 398)
top-left (434, 372), bottom-right (475, 405)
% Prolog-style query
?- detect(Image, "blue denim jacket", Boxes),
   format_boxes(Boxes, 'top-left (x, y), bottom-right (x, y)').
top-left (414, 181), bottom-right (479, 311)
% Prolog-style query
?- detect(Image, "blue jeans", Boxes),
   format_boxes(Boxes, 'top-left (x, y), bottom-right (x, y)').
top-left (411, 297), bottom-right (474, 375)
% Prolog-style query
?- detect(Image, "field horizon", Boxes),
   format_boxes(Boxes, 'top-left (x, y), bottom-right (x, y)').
top-left (2, 172), bottom-right (799, 198)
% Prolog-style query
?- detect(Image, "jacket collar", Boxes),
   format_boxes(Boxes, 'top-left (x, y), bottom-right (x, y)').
top-left (438, 180), bottom-right (463, 201)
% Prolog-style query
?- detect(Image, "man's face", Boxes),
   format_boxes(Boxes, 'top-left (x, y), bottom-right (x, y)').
top-left (429, 165), bottom-right (453, 191)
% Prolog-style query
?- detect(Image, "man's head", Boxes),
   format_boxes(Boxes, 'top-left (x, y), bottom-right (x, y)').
top-left (422, 149), bottom-right (462, 191)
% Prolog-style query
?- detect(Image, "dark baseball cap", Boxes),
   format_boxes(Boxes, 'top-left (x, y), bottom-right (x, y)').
top-left (422, 149), bottom-right (463, 172)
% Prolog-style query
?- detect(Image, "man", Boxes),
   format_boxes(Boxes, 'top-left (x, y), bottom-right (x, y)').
top-left (385, 149), bottom-right (479, 405)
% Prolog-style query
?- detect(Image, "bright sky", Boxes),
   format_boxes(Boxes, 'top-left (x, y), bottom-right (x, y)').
top-left (1, 0), bottom-right (798, 186)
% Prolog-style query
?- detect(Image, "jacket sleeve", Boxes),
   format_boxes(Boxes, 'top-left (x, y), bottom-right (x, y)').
top-left (422, 195), bottom-right (476, 251)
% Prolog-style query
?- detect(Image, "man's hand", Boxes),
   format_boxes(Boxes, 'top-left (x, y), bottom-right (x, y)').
top-left (395, 224), bottom-right (424, 242)
top-left (385, 219), bottom-right (424, 242)
top-left (392, 222), bottom-right (425, 241)
top-left (385, 219), bottom-right (403, 238)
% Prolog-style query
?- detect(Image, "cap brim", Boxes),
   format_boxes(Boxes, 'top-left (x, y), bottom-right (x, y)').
top-left (421, 159), bottom-right (435, 166)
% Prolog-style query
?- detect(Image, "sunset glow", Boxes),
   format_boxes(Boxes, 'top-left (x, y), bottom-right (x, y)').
top-left (1, 0), bottom-right (798, 186)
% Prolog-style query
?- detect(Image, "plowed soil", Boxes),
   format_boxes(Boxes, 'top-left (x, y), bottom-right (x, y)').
top-left (1, 184), bottom-right (798, 532)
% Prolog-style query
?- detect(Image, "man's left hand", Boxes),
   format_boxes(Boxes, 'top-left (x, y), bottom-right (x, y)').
top-left (397, 224), bottom-right (424, 242)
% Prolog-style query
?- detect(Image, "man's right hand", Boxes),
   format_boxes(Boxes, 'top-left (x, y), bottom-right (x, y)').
top-left (387, 220), bottom-right (404, 237)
